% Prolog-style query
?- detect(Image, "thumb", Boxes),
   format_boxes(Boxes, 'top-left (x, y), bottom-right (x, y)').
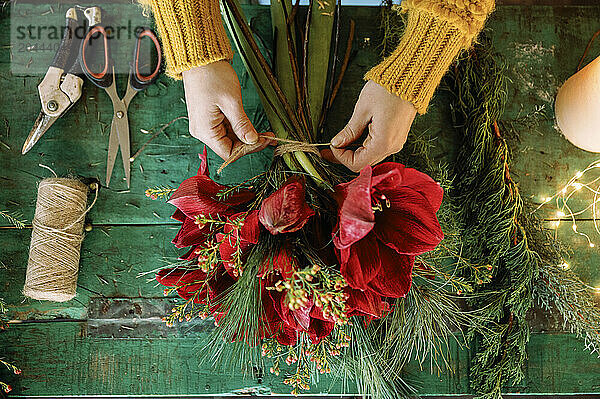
top-left (221, 100), bottom-right (259, 145)
top-left (331, 112), bottom-right (369, 148)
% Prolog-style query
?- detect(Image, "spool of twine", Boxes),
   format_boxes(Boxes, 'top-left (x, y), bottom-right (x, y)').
top-left (23, 178), bottom-right (97, 302)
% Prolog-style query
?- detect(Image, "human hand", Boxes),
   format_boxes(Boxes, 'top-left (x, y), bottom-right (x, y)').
top-left (322, 80), bottom-right (417, 172)
top-left (182, 60), bottom-right (273, 161)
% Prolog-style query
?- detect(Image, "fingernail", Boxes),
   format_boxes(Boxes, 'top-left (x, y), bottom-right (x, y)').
top-left (245, 131), bottom-right (258, 144)
top-left (331, 136), bottom-right (342, 147)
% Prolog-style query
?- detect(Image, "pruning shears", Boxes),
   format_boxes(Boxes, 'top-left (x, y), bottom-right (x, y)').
top-left (22, 6), bottom-right (101, 155)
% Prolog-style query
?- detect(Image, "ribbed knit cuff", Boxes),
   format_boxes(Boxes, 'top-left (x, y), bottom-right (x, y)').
top-left (144, 0), bottom-right (234, 79)
top-left (364, 9), bottom-right (467, 114)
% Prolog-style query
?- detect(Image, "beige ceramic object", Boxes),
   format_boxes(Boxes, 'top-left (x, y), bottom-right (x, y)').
top-left (555, 55), bottom-right (600, 152)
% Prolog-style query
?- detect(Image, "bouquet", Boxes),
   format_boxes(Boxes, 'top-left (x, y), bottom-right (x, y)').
top-left (149, 0), bottom-right (446, 395)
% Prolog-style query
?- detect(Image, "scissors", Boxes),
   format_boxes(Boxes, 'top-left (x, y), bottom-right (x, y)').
top-left (79, 25), bottom-right (162, 188)
top-left (22, 6), bottom-right (101, 154)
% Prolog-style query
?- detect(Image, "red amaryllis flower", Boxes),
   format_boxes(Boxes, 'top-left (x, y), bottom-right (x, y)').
top-left (259, 176), bottom-right (315, 235)
top-left (333, 162), bottom-right (443, 299)
top-left (168, 146), bottom-right (255, 227)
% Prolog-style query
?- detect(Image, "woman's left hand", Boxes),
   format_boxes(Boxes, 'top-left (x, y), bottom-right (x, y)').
top-left (322, 80), bottom-right (417, 172)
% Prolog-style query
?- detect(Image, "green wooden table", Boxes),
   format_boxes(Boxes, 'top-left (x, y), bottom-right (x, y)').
top-left (1, 3), bottom-right (600, 397)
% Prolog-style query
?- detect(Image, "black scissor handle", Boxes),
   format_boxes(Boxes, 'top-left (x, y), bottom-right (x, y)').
top-left (51, 8), bottom-right (84, 72)
top-left (129, 28), bottom-right (162, 91)
top-left (80, 25), bottom-right (113, 89)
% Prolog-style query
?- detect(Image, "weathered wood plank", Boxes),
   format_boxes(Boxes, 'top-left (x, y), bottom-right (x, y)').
top-left (1, 221), bottom-right (599, 395)
top-left (1, 319), bottom-right (598, 396)
top-left (0, 225), bottom-right (185, 320)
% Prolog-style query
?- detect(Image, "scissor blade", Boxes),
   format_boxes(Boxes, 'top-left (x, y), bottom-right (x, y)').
top-left (106, 119), bottom-right (119, 187)
top-left (22, 112), bottom-right (59, 154)
top-left (114, 114), bottom-right (131, 188)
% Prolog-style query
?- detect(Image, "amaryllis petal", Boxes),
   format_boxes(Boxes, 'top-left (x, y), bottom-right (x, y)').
top-left (260, 279), bottom-right (283, 338)
top-left (308, 318), bottom-right (335, 344)
top-left (156, 267), bottom-right (209, 303)
top-left (172, 217), bottom-right (210, 248)
top-left (374, 188), bottom-right (443, 255)
top-left (259, 176), bottom-right (315, 235)
top-left (373, 162), bottom-right (443, 212)
top-left (168, 175), bottom-right (255, 219)
top-left (177, 281), bottom-right (208, 302)
top-left (268, 287), bottom-right (299, 330)
top-left (197, 146), bottom-right (209, 177)
top-left (276, 325), bottom-right (298, 346)
top-left (309, 304), bottom-right (334, 321)
top-left (156, 267), bottom-right (186, 286)
top-left (291, 303), bottom-right (312, 331)
top-left (333, 166), bottom-right (375, 249)
top-left (207, 266), bottom-right (236, 302)
top-left (171, 209), bottom-right (187, 223)
top-left (224, 210), bottom-right (260, 245)
top-left (156, 267), bottom-right (207, 285)
top-left (273, 245), bottom-right (296, 279)
top-left (344, 287), bottom-right (388, 318)
top-left (339, 232), bottom-right (381, 291)
top-left (367, 246), bottom-right (414, 298)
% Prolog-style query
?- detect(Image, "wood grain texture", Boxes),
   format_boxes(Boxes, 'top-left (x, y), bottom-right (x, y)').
top-left (1, 3), bottom-right (600, 397)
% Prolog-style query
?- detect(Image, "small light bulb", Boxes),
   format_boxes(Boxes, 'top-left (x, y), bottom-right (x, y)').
top-left (572, 224), bottom-right (578, 232)
top-left (557, 211), bottom-right (566, 217)
top-left (594, 163), bottom-right (600, 168)
top-left (572, 183), bottom-right (583, 190)
top-left (561, 188), bottom-right (567, 194)
top-left (560, 262), bottom-right (570, 270)
top-left (575, 171), bottom-right (584, 179)
top-left (590, 243), bottom-right (595, 248)
top-left (542, 196), bottom-right (552, 203)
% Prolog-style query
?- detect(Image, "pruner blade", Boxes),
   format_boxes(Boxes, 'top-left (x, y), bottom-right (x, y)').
top-left (22, 112), bottom-right (59, 154)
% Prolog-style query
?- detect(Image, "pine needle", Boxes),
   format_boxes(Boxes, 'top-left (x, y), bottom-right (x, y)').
top-left (0, 210), bottom-right (26, 228)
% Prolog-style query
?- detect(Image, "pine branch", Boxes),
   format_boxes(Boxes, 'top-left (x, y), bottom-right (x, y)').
top-left (0, 210), bottom-right (26, 229)
top-left (447, 39), bottom-right (539, 398)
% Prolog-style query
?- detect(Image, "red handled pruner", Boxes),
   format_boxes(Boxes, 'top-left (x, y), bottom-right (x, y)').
top-left (22, 6), bottom-right (102, 155)
top-left (79, 25), bottom-right (162, 187)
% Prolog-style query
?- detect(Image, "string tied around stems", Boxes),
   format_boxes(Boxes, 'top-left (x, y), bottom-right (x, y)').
top-left (217, 134), bottom-right (331, 174)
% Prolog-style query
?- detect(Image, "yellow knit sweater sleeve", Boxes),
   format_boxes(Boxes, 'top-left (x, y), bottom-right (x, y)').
top-left (365, 0), bottom-right (495, 114)
top-left (140, 0), bottom-right (234, 79)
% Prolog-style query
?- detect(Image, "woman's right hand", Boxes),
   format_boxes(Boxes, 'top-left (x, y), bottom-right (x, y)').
top-left (182, 60), bottom-right (273, 160)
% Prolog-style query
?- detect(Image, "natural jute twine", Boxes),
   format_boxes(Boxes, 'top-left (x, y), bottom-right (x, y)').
top-left (217, 135), bottom-right (330, 174)
top-left (23, 178), bottom-right (98, 302)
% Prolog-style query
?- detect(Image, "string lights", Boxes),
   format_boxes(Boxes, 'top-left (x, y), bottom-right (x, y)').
top-left (533, 159), bottom-right (600, 248)
top-left (533, 159), bottom-right (600, 294)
